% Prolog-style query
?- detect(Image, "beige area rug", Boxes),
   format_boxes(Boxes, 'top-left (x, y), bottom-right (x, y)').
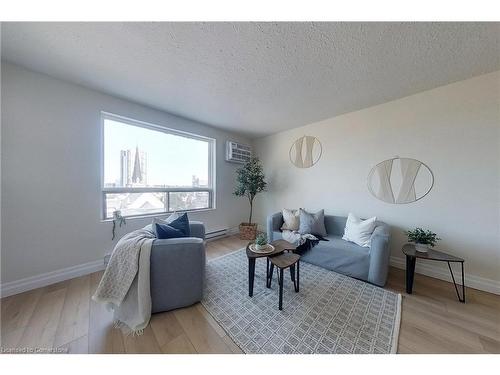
top-left (202, 249), bottom-right (401, 354)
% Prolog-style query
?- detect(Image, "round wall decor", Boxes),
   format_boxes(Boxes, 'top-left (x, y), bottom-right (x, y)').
top-left (367, 157), bottom-right (434, 204)
top-left (289, 136), bottom-right (322, 168)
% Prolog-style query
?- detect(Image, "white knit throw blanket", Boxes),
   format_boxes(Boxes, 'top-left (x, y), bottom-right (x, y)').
top-left (281, 230), bottom-right (318, 246)
top-left (92, 228), bottom-right (155, 335)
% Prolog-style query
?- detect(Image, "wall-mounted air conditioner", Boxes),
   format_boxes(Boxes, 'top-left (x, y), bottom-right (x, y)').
top-left (225, 141), bottom-right (252, 164)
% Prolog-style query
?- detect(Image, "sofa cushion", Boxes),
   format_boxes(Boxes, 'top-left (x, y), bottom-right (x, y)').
top-left (342, 213), bottom-right (377, 247)
top-left (281, 208), bottom-right (300, 231)
top-left (299, 235), bottom-right (370, 281)
top-left (298, 208), bottom-right (327, 237)
top-left (272, 230), bottom-right (283, 241)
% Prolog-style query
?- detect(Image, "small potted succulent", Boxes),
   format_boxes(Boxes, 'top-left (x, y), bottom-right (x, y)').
top-left (405, 227), bottom-right (440, 252)
top-left (254, 233), bottom-right (268, 251)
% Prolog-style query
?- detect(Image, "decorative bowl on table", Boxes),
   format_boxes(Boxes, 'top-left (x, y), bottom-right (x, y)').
top-left (255, 242), bottom-right (265, 251)
top-left (415, 243), bottom-right (429, 253)
top-left (249, 243), bottom-right (275, 254)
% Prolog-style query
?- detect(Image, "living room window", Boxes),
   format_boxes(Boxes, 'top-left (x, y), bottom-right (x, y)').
top-left (101, 112), bottom-right (215, 219)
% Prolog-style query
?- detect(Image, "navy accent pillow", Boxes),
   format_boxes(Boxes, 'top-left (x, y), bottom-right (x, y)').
top-left (155, 213), bottom-right (191, 239)
top-left (170, 212), bottom-right (190, 236)
top-left (155, 223), bottom-right (185, 239)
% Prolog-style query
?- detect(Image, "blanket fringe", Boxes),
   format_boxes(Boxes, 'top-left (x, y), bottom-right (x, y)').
top-left (113, 319), bottom-right (145, 336)
top-left (130, 329), bottom-right (144, 336)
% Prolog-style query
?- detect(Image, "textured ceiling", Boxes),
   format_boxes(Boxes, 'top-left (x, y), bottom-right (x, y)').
top-left (2, 22), bottom-right (499, 137)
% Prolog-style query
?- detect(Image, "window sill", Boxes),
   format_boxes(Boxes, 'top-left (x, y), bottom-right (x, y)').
top-left (100, 207), bottom-right (216, 223)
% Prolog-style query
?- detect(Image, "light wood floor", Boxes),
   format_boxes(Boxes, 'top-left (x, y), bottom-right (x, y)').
top-left (1, 235), bottom-right (499, 354)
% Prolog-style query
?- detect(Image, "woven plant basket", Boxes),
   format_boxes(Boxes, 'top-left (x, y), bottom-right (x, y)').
top-left (239, 223), bottom-right (257, 240)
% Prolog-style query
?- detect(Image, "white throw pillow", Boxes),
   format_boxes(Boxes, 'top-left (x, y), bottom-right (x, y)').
top-left (342, 213), bottom-right (377, 247)
top-left (280, 208), bottom-right (300, 231)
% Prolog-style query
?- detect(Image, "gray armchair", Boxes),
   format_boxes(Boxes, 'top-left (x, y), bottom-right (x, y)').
top-left (150, 221), bottom-right (206, 313)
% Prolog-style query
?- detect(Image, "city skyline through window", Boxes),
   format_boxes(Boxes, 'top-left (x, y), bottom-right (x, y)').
top-left (104, 118), bottom-right (210, 188)
top-left (101, 114), bottom-right (215, 219)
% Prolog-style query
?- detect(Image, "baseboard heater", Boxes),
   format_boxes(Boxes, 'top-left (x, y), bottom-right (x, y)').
top-left (205, 228), bottom-right (231, 241)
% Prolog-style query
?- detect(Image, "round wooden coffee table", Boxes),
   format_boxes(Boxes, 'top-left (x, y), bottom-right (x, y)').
top-left (246, 239), bottom-right (296, 297)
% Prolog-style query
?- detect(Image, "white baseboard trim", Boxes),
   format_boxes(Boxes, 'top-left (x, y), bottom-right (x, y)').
top-left (0, 259), bottom-right (105, 298)
top-left (390, 256), bottom-right (500, 295)
top-left (6, 250), bottom-right (497, 298)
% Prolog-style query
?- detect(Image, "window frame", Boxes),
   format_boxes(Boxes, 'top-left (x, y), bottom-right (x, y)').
top-left (100, 112), bottom-right (216, 220)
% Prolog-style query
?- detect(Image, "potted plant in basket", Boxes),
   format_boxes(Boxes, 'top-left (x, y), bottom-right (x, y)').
top-left (405, 227), bottom-right (440, 252)
top-left (233, 156), bottom-right (267, 240)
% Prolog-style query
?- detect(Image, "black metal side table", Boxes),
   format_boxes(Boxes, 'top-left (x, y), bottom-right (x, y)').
top-left (402, 244), bottom-right (466, 303)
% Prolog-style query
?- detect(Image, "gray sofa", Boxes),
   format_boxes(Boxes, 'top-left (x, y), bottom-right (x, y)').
top-left (267, 213), bottom-right (391, 286)
top-left (150, 221), bottom-right (206, 313)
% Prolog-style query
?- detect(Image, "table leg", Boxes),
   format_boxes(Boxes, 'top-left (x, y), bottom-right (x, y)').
top-left (295, 261), bottom-right (300, 293)
top-left (279, 268), bottom-right (284, 310)
top-left (290, 264), bottom-right (295, 282)
top-left (266, 257), bottom-right (270, 287)
top-left (248, 257), bottom-right (255, 297)
top-left (461, 262), bottom-right (466, 303)
top-left (447, 261), bottom-right (466, 303)
top-left (406, 255), bottom-right (416, 294)
top-left (267, 263), bottom-right (274, 288)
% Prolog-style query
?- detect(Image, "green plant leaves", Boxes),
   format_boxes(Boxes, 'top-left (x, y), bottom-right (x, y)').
top-left (255, 233), bottom-right (268, 245)
top-left (234, 156), bottom-right (267, 223)
top-left (405, 227), bottom-right (441, 247)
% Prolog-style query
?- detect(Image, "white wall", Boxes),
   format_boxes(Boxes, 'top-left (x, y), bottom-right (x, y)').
top-left (254, 71), bottom-right (500, 291)
top-left (1, 62), bottom-right (250, 285)
top-left (0, 40), bottom-right (3, 291)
